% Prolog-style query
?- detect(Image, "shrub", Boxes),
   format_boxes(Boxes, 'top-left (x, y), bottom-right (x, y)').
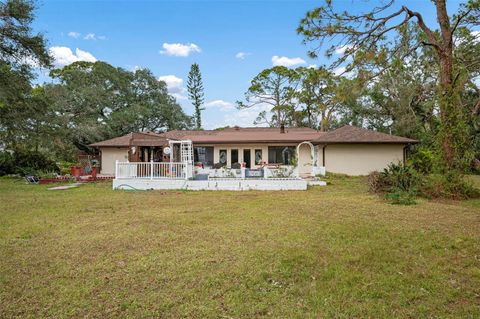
top-left (409, 148), bottom-right (435, 174)
top-left (368, 162), bottom-right (420, 205)
top-left (382, 162), bottom-right (420, 192)
top-left (13, 150), bottom-right (59, 176)
top-left (0, 149), bottom-right (60, 176)
top-left (420, 172), bottom-right (480, 200)
top-left (36, 170), bottom-right (59, 179)
top-left (0, 152), bottom-right (15, 176)
top-left (385, 187), bottom-right (417, 205)
top-left (367, 171), bottom-right (390, 193)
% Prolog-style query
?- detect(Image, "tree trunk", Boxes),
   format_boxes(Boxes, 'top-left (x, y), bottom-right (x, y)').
top-left (320, 109), bottom-right (326, 132)
top-left (434, 0), bottom-right (469, 171)
top-left (437, 55), bottom-right (469, 170)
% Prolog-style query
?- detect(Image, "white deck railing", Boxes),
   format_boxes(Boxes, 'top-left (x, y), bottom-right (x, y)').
top-left (116, 161), bottom-right (188, 179)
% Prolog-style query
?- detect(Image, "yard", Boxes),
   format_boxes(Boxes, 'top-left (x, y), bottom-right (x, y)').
top-left (0, 177), bottom-right (479, 318)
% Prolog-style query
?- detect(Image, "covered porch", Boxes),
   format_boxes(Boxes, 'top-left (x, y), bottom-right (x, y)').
top-left (113, 140), bottom-right (326, 190)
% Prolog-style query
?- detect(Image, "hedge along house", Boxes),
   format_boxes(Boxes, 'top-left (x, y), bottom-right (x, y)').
top-left (90, 125), bottom-right (417, 177)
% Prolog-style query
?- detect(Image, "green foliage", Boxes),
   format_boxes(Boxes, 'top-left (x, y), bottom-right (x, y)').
top-left (368, 162), bottom-right (420, 205)
top-left (0, 151), bottom-right (15, 175)
top-left (237, 66), bottom-right (300, 127)
top-left (409, 148), bottom-right (436, 175)
top-left (295, 66), bottom-right (340, 130)
top-left (0, 0), bottom-right (52, 155)
top-left (187, 63), bottom-right (205, 129)
top-left (369, 162), bottom-right (480, 202)
top-left (385, 187), bottom-right (417, 205)
top-left (297, 0), bottom-right (480, 172)
top-left (35, 170), bottom-right (58, 179)
top-left (41, 62), bottom-right (192, 154)
top-left (382, 162), bottom-right (420, 193)
top-left (57, 161), bottom-right (77, 176)
top-left (420, 173), bottom-right (480, 200)
top-left (0, 149), bottom-right (59, 176)
top-left (0, 0), bottom-right (52, 70)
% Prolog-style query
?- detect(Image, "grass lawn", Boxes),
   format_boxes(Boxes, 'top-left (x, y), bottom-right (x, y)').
top-left (0, 177), bottom-right (479, 318)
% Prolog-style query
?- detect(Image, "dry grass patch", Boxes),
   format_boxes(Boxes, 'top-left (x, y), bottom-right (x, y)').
top-left (0, 177), bottom-right (479, 318)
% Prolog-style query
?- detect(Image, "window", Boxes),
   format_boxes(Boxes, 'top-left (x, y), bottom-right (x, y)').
top-left (268, 146), bottom-right (295, 165)
top-left (255, 149), bottom-right (262, 165)
top-left (219, 149), bottom-right (227, 166)
top-left (231, 149), bottom-right (239, 164)
top-left (194, 147), bottom-right (214, 166)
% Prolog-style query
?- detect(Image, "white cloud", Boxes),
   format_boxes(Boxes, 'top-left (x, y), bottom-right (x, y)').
top-left (158, 75), bottom-right (184, 94)
top-left (172, 93), bottom-right (188, 101)
top-left (308, 64), bottom-right (317, 69)
top-left (159, 43), bottom-right (201, 57)
top-left (84, 33), bottom-right (106, 40)
top-left (205, 100), bottom-right (235, 111)
top-left (67, 31), bottom-right (81, 38)
top-left (49, 47), bottom-right (97, 66)
top-left (335, 44), bottom-right (353, 55)
top-left (235, 52), bottom-right (251, 60)
top-left (271, 55), bottom-right (306, 67)
top-left (472, 30), bottom-right (480, 43)
top-left (207, 103), bottom-right (271, 129)
top-left (333, 66), bottom-right (346, 76)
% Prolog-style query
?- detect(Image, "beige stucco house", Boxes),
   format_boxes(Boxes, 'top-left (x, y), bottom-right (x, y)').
top-left (90, 125), bottom-right (417, 176)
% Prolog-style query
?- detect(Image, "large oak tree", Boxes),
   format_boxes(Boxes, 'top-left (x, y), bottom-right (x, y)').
top-left (298, 0), bottom-right (480, 170)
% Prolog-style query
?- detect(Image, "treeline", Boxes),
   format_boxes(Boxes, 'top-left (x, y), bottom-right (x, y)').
top-left (238, 1), bottom-right (480, 172)
top-left (0, 1), bottom-right (192, 172)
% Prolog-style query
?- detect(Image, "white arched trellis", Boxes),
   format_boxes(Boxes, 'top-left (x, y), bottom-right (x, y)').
top-left (296, 141), bottom-right (316, 177)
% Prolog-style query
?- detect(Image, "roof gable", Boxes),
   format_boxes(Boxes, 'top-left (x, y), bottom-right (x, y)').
top-left (312, 125), bottom-right (417, 144)
top-left (89, 132), bottom-right (168, 147)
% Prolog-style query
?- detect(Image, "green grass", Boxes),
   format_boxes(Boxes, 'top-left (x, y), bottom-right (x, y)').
top-left (0, 177), bottom-right (479, 318)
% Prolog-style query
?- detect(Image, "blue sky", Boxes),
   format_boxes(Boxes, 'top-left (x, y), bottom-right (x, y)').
top-left (33, 0), bottom-right (463, 129)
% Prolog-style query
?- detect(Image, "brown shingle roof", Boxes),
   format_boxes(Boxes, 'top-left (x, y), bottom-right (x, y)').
top-left (160, 127), bottom-right (324, 144)
top-left (89, 132), bottom-right (168, 147)
top-left (311, 125), bottom-right (418, 144)
top-left (90, 125), bottom-right (417, 147)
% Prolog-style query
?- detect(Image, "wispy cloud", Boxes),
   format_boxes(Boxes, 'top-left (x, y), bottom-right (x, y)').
top-left (159, 43), bottom-right (201, 57)
top-left (335, 44), bottom-right (353, 55)
top-left (67, 31), bottom-right (81, 39)
top-left (67, 32), bottom-right (106, 40)
top-left (84, 33), bottom-right (106, 40)
top-left (235, 52), bottom-right (251, 60)
top-left (271, 55), bottom-right (305, 67)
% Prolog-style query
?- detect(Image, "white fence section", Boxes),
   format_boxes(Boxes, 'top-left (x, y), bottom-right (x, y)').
top-left (116, 161), bottom-right (187, 179)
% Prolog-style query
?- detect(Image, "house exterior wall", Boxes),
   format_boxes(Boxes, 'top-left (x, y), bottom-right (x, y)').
top-left (196, 143), bottom-right (297, 168)
top-left (99, 143), bottom-right (403, 177)
top-left (323, 144), bottom-right (404, 176)
top-left (100, 147), bottom-right (129, 175)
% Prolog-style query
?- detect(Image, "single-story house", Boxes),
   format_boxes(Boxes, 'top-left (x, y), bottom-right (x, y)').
top-left (90, 125), bottom-right (417, 176)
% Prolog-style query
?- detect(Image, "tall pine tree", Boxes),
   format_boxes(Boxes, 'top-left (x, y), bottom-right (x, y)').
top-left (187, 63), bottom-right (205, 129)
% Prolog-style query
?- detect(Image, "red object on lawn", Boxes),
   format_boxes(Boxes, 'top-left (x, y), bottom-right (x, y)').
top-left (39, 178), bottom-right (68, 185)
top-left (70, 166), bottom-right (82, 177)
top-left (91, 167), bottom-right (97, 179)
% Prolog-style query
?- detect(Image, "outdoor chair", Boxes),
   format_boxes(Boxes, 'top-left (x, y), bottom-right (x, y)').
top-left (25, 175), bottom-right (40, 184)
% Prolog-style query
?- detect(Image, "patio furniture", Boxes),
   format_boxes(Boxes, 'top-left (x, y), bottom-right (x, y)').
top-left (25, 175), bottom-right (40, 184)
